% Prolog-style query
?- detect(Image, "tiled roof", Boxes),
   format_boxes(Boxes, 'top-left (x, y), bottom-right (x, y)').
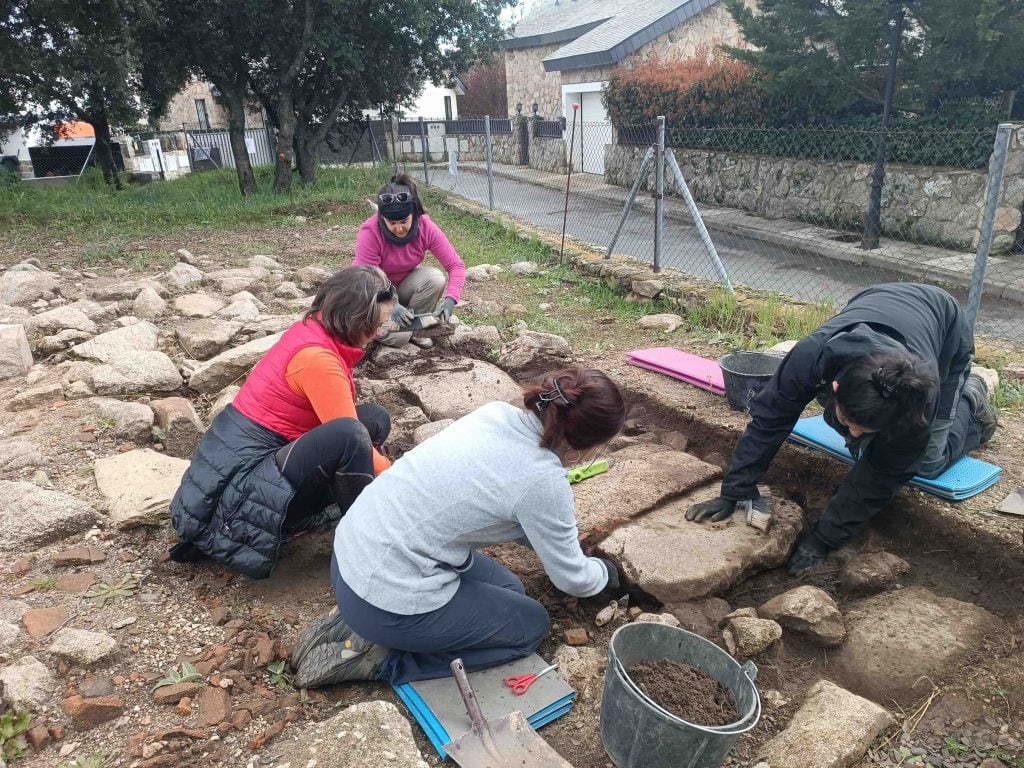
top-left (505, 0), bottom-right (722, 71)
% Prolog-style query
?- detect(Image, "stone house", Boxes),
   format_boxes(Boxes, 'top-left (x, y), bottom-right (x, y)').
top-left (503, 0), bottom-right (748, 173)
top-left (156, 79), bottom-right (264, 132)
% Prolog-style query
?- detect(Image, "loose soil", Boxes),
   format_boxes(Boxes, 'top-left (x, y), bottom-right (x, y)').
top-left (627, 659), bottom-right (738, 727)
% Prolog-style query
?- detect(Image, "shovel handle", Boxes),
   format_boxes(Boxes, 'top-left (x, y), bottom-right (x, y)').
top-left (450, 659), bottom-right (487, 732)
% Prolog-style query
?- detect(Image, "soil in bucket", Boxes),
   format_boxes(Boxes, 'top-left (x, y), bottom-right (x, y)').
top-left (626, 659), bottom-right (738, 727)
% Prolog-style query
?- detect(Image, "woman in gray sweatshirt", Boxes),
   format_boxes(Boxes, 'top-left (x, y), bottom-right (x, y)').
top-left (289, 367), bottom-right (626, 687)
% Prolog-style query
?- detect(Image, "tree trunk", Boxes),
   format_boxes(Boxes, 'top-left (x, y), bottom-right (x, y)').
top-left (88, 113), bottom-right (122, 190)
top-left (272, 90), bottom-right (297, 194)
top-left (223, 88), bottom-right (257, 196)
top-left (295, 124), bottom-right (317, 184)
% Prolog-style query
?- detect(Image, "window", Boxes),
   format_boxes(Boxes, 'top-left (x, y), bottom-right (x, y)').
top-left (195, 99), bottom-right (211, 130)
top-left (444, 95), bottom-right (453, 122)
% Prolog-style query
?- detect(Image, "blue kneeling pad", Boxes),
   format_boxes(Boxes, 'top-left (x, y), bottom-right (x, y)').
top-left (392, 654), bottom-right (576, 758)
top-left (789, 415), bottom-right (1001, 501)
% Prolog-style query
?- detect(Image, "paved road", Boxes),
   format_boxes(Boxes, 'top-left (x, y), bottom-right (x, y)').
top-left (413, 166), bottom-right (1024, 344)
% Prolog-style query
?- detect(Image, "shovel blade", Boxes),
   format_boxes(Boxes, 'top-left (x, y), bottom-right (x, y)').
top-left (445, 710), bottom-right (574, 768)
top-left (997, 488), bottom-right (1024, 517)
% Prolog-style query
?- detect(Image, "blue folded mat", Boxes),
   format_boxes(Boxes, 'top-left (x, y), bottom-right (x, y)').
top-left (392, 654), bottom-right (576, 758)
top-left (789, 415), bottom-right (1001, 501)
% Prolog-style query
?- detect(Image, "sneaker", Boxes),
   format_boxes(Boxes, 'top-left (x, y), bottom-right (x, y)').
top-left (962, 374), bottom-right (998, 444)
top-left (409, 336), bottom-right (434, 350)
top-left (788, 532), bottom-right (829, 577)
top-left (291, 631), bottom-right (389, 689)
top-left (290, 607), bottom-right (353, 671)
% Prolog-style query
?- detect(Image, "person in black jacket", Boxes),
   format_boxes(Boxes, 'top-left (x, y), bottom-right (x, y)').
top-left (686, 283), bottom-right (998, 576)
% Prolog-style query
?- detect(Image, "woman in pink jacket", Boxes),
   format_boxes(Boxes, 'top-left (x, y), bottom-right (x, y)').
top-left (354, 173), bottom-right (466, 349)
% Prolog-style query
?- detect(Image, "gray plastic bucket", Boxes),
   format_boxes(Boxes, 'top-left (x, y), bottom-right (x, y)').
top-left (600, 623), bottom-right (761, 768)
top-left (718, 351), bottom-right (781, 411)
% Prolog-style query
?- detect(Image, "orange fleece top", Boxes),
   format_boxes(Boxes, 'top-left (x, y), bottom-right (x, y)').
top-left (285, 347), bottom-right (391, 475)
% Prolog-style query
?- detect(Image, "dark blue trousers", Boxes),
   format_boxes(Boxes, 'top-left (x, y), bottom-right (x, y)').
top-left (331, 553), bottom-right (550, 684)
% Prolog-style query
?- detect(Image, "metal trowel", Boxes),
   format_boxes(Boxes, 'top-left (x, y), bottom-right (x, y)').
top-left (997, 487), bottom-right (1024, 517)
top-left (444, 659), bottom-right (574, 768)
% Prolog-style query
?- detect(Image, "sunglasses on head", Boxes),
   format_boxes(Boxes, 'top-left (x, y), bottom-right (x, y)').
top-left (376, 280), bottom-right (396, 303)
top-left (379, 191), bottom-right (413, 205)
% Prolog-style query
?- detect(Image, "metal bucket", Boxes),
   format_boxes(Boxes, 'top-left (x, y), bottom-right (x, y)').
top-left (600, 623), bottom-right (761, 768)
top-left (718, 351), bottom-right (781, 411)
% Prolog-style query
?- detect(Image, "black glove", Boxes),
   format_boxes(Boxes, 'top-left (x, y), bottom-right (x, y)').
top-left (685, 496), bottom-right (736, 523)
top-left (788, 532), bottom-right (830, 577)
top-left (391, 302), bottom-right (414, 327)
top-left (597, 558), bottom-right (620, 591)
top-left (437, 297), bottom-right (456, 323)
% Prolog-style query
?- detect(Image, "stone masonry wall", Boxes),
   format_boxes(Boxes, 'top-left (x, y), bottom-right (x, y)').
top-left (605, 128), bottom-right (1024, 251)
top-left (156, 80), bottom-right (263, 132)
top-left (505, 43), bottom-right (563, 119)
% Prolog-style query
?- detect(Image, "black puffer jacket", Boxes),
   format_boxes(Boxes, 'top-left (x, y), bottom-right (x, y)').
top-left (171, 404), bottom-right (297, 579)
top-left (720, 283), bottom-right (973, 548)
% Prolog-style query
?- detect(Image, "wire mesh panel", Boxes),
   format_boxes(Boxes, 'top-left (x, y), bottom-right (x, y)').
top-left (395, 114), bottom-right (1024, 353)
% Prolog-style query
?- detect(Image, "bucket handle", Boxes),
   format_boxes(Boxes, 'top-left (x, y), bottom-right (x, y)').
top-left (741, 660), bottom-right (758, 682)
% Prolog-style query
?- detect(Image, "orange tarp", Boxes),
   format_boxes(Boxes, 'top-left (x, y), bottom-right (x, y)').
top-left (55, 121), bottom-right (95, 139)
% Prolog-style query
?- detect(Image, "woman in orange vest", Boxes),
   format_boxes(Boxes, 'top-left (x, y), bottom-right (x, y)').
top-left (169, 266), bottom-right (395, 579)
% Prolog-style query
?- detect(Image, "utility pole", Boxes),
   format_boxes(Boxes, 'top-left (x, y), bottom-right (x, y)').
top-left (862, 0), bottom-right (905, 251)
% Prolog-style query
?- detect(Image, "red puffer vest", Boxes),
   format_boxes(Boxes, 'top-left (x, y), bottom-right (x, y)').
top-left (232, 317), bottom-right (365, 441)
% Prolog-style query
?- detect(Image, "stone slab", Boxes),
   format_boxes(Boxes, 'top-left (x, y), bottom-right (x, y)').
top-left (573, 446), bottom-right (721, 536)
top-left (597, 487), bottom-right (804, 603)
top-left (89, 351), bottom-right (183, 396)
top-left (832, 586), bottom-right (1003, 703)
top-left (0, 481), bottom-right (96, 553)
top-left (756, 680), bottom-right (893, 768)
top-left (70, 321), bottom-right (160, 362)
top-left (188, 332), bottom-right (283, 393)
top-left (93, 449), bottom-right (190, 528)
top-left (271, 700), bottom-right (427, 768)
top-left (401, 360), bottom-right (522, 420)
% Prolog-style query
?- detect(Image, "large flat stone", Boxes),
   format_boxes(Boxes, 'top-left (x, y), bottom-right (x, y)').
top-left (402, 359), bottom-right (522, 420)
top-left (832, 587), bottom-right (1003, 703)
top-left (204, 267), bottom-right (269, 293)
top-left (272, 700), bottom-right (427, 768)
top-left (0, 266), bottom-right (59, 305)
top-left (174, 293), bottom-right (226, 318)
top-left (89, 351), bottom-right (183, 395)
top-left (91, 398), bottom-right (154, 442)
top-left (0, 324), bottom-right (32, 380)
top-left (597, 487), bottom-right (804, 603)
top-left (573, 446), bottom-right (720, 537)
top-left (93, 449), bottom-right (190, 528)
top-left (188, 332), bottom-right (283, 393)
top-left (0, 481), bottom-right (96, 553)
top-left (756, 680), bottom-right (893, 768)
top-left (23, 305), bottom-right (98, 335)
top-left (0, 656), bottom-right (57, 710)
top-left (174, 319), bottom-right (243, 360)
top-left (70, 321), bottom-right (159, 363)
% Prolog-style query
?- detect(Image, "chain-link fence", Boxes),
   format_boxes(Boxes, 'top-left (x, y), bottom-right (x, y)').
top-left (388, 113), bottom-right (1024, 356)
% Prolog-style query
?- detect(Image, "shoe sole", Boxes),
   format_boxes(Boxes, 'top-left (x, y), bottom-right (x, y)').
top-left (291, 636), bottom-right (380, 689)
top-left (290, 609), bottom-right (352, 671)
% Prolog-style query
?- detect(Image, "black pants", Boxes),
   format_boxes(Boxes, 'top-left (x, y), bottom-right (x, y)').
top-left (275, 404), bottom-right (390, 532)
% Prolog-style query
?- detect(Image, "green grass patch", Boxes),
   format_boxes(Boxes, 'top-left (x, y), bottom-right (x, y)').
top-left (0, 165), bottom-right (390, 246)
top-left (994, 378), bottom-right (1024, 411)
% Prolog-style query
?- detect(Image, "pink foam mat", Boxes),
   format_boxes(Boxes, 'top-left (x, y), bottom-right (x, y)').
top-left (626, 347), bottom-right (726, 395)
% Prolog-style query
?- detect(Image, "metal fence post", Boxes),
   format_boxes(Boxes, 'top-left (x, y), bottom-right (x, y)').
top-left (606, 146), bottom-right (654, 259)
top-left (484, 115), bottom-right (495, 210)
top-left (418, 117), bottom-right (430, 186)
top-left (966, 123), bottom-right (1013, 332)
top-left (654, 116), bottom-right (666, 273)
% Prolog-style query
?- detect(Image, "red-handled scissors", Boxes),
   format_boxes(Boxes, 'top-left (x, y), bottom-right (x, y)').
top-left (504, 664), bottom-right (558, 696)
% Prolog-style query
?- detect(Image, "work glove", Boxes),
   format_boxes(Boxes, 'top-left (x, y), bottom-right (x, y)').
top-left (686, 495), bottom-right (772, 530)
top-left (597, 557), bottom-right (620, 592)
top-left (391, 302), bottom-right (415, 327)
top-left (437, 297), bottom-right (456, 324)
top-left (788, 532), bottom-right (830, 577)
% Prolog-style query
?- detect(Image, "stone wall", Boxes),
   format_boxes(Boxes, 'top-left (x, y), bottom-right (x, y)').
top-left (156, 80), bottom-right (263, 132)
top-left (529, 134), bottom-right (567, 174)
top-left (604, 127), bottom-right (1024, 251)
top-left (391, 120), bottom-right (524, 166)
top-left (504, 43), bottom-right (563, 119)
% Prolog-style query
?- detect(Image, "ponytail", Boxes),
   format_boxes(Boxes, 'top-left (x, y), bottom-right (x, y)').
top-left (835, 352), bottom-right (938, 430)
top-left (523, 368), bottom-right (626, 450)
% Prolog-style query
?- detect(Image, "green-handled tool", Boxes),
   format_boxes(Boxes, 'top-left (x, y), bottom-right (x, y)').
top-left (567, 459), bottom-right (611, 485)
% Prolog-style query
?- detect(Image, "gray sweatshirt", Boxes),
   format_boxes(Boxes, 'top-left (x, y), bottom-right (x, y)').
top-left (333, 401), bottom-right (609, 615)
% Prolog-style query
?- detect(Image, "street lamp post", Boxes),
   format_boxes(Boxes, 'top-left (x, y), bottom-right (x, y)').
top-left (862, 0), bottom-right (906, 251)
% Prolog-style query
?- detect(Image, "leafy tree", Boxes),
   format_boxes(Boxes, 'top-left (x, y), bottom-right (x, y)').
top-left (0, 0), bottom-right (186, 188)
top-left (458, 59), bottom-right (508, 118)
top-left (725, 0), bottom-right (1024, 120)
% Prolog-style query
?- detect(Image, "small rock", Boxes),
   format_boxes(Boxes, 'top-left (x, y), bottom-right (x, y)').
top-left (70, 321), bottom-right (159, 363)
top-left (0, 656), bottom-right (57, 709)
top-left (48, 628), bottom-right (119, 666)
top-left (53, 546), bottom-right (107, 566)
top-left (722, 607), bottom-right (758, 624)
top-left (465, 265), bottom-right (496, 282)
top-left (497, 330), bottom-right (571, 375)
top-left (760, 586), bottom-right (846, 647)
top-left (631, 279), bottom-right (665, 298)
top-left (56, 572), bottom-right (97, 593)
top-left (88, 351), bottom-right (183, 396)
top-left (173, 293), bottom-right (226, 318)
top-left (0, 620), bottom-right (22, 648)
top-left (208, 385), bottom-right (240, 422)
top-left (0, 438), bottom-right (47, 472)
top-left (637, 313), bottom-right (684, 332)
top-left (175, 248), bottom-right (196, 264)
top-left (296, 266), bottom-right (332, 290)
top-left (665, 602), bottom-right (713, 636)
top-left (1002, 362), bottom-right (1024, 384)
top-left (273, 282), bottom-right (304, 300)
top-left (412, 419), bottom-right (455, 445)
top-left (723, 616), bottom-right (783, 657)
top-left (91, 398), bottom-right (154, 443)
top-left (61, 694), bottom-right (124, 728)
top-left (248, 255), bottom-right (281, 270)
top-left (133, 287), bottom-right (167, 319)
top-left (78, 676), bottom-right (116, 698)
top-left (204, 267), bottom-right (269, 294)
top-left (635, 612), bottom-right (681, 627)
top-left (839, 551), bottom-right (911, 593)
top-left (174, 319), bottom-right (242, 361)
top-left (970, 365), bottom-right (999, 397)
top-left (508, 261), bottom-right (538, 275)
top-left (151, 397), bottom-right (204, 459)
top-left (26, 724), bottom-right (50, 750)
top-left (564, 628), bottom-right (589, 646)
top-left (22, 606), bottom-right (70, 639)
top-left (216, 298), bottom-right (261, 321)
top-left (195, 686), bottom-right (231, 728)
top-left (762, 689), bottom-right (790, 709)
top-left (8, 381), bottom-right (63, 411)
top-left (767, 339), bottom-right (799, 356)
top-left (153, 682), bottom-right (205, 706)
top-left (177, 696), bottom-right (193, 716)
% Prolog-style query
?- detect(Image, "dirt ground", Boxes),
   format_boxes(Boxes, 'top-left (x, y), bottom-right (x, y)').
top-left (2, 215), bottom-right (1023, 768)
